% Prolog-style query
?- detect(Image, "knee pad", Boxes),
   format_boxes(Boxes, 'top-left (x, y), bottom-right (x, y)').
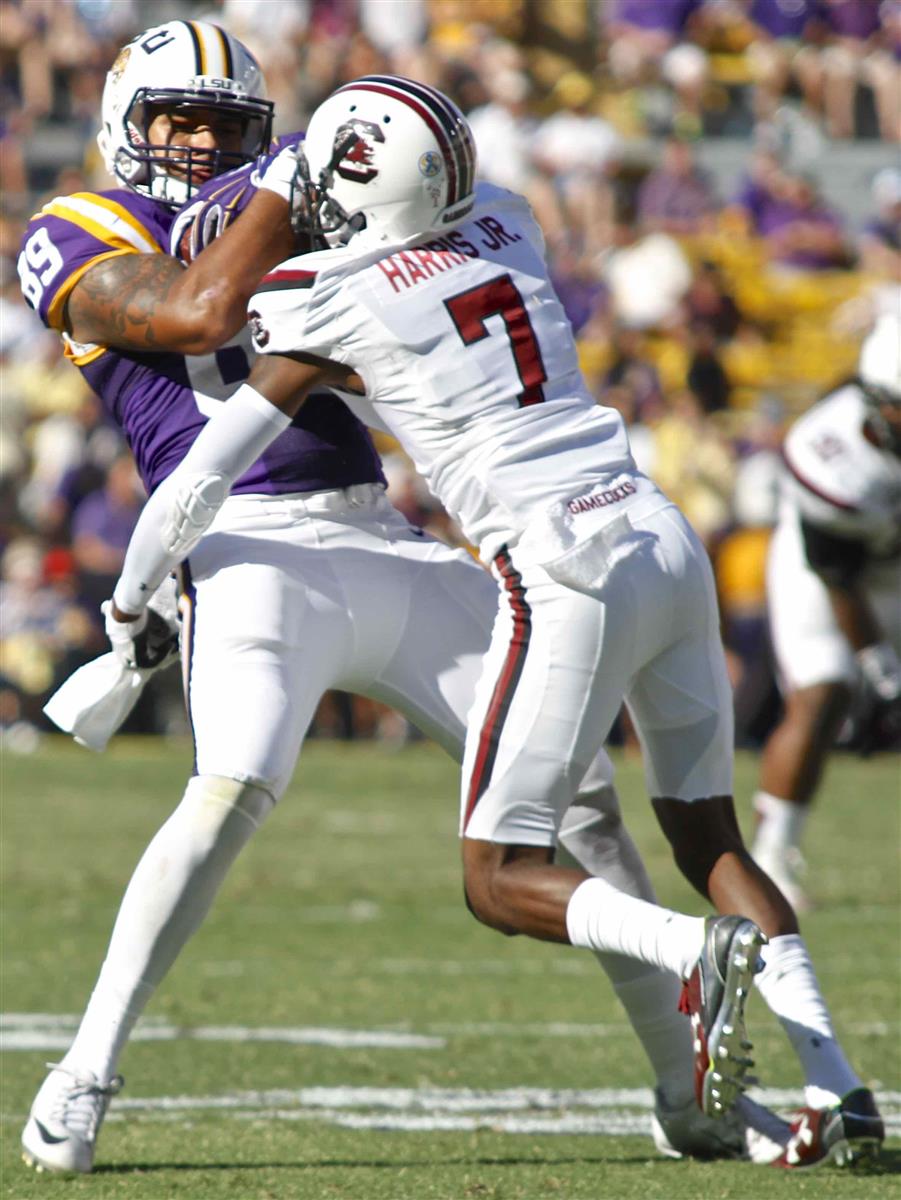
top-left (182, 774), bottom-right (276, 839)
top-left (161, 471), bottom-right (230, 558)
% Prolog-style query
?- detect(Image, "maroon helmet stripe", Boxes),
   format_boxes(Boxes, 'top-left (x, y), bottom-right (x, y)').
top-left (373, 74), bottom-right (476, 200)
top-left (333, 79), bottom-right (462, 205)
top-left (363, 74), bottom-right (476, 200)
top-left (463, 549), bottom-right (531, 832)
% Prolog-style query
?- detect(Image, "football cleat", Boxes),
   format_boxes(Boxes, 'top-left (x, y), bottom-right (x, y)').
top-left (735, 1093), bottom-right (794, 1164)
top-left (652, 1089), bottom-right (745, 1159)
top-left (21, 1062), bottom-right (123, 1174)
top-left (774, 1087), bottom-right (885, 1169)
top-left (653, 1089), bottom-right (793, 1161)
top-left (679, 915), bottom-right (767, 1119)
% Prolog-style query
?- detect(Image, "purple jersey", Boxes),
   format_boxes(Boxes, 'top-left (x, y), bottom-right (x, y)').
top-left (733, 179), bottom-right (845, 269)
top-left (820, 0), bottom-right (880, 39)
top-left (613, 0), bottom-right (701, 34)
top-left (748, 0), bottom-right (816, 39)
top-left (18, 176), bottom-right (383, 496)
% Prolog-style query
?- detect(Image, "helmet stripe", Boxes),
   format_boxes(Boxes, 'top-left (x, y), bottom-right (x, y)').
top-left (395, 75), bottom-right (476, 200)
top-left (371, 76), bottom-right (476, 200)
top-left (195, 21), bottom-right (225, 77)
top-left (363, 75), bottom-right (475, 202)
top-left (185, 21), bottom-right (207, 75)
top-left (215, 25), bottom-right (234, 80)
top-left (333, 77), bottom-right (474, 206)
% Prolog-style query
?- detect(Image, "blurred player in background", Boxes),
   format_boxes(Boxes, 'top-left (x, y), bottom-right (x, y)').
top-left (17, 22), bottom-right (771, 1175)
top-left (110, 75), bottom-right (884, 1171)
top-left (751, 309), bottom-right (901, 910)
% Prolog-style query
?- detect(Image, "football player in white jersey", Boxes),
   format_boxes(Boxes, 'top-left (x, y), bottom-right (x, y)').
top-left (18, 32), bottom-right (776, 1175)
top-left (751, 311), bottom-right (901, 910)
top-left (110, 76), bottom-right (884, 1168)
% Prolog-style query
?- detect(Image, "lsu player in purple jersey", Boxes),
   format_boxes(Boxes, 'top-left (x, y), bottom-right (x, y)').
top-left (15, 23), bottom-right (785, 1174)
top-left (114, 76), bottom-right (884, 1171)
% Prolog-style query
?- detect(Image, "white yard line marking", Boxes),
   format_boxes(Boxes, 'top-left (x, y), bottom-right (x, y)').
top-left (0, 1015), bottom-right (442, 1052)
top-left (377, 959), bottom-right (596, 976)
top-left (1, 1012), bottom-right (892, 1051)
top-left (77, 1085), bottom-right (901, 1137)
top-left (3, 1017), bottom-right (900, 1139)
top-left (109, 1109), bottom-right (660, 1136)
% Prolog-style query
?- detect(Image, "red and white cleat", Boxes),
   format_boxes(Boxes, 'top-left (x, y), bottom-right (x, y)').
top-left (679, 915), bottom-right (767, 1119)
top-left (774, 1087), bottom-right (885, 1169)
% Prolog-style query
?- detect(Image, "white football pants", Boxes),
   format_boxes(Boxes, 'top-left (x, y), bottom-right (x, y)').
top-left (767, 510), bottom-right (901, 692)
top-left (463, 502), bottom-right (735, 845)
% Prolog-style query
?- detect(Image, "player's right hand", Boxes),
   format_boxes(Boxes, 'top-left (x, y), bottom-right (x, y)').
top-left (102, 600), bottom-right (180, 671)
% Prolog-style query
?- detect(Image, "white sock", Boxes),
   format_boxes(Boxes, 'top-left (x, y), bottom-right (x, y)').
top-left (754, 933), bottom-right (861, 1107)
top-left (64, 776), bottom-right (273, 1082)
top-left (566, 877), bottom-right (706, 980)
top-left (752, 791), bottom-right (808, 857)
top-left (601, 959), bottom-right (694, 1109)
top-left (558, 785), bottom-right (694, 1107)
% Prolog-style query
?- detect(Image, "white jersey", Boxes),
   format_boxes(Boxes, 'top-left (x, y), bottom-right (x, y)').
top-left (249, 183), bottom-right (659, 563)
top-left (768, 382), bottom-right (901, 690)
top-left (779, 383), bottom-right (901, 562)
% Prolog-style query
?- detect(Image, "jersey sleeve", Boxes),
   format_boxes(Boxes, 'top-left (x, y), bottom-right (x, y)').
top-left (477, 181), bottom-right (547, 255)
top-left (248, 262), bottom-right (340, 362)
top-left (17, 191), bottom-right (165, 330)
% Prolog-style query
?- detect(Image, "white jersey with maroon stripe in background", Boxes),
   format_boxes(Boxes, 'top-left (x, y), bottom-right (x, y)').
top-left (780, 383), bottom-right (901, 559)
top-left (767, 382), bottom-right (901, 692)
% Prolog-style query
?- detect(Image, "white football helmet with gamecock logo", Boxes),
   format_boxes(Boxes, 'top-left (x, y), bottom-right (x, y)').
top-left (300, 76), bottom-right (477, 246)
top-left (98, 20), bottom-right (273, 207)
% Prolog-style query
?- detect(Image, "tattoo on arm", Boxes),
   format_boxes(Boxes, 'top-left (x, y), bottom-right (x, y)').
top-left (66, 253), bottom-right (187, 350)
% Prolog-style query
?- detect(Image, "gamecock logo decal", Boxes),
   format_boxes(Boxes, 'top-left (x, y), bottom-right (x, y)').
top-left (334, 120), bottom-right (384, 184)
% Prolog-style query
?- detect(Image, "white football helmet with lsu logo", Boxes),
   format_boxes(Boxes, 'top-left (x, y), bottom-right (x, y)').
top-left (299, 75), bottom-right (477, 247)
top-left (98, 20), bottom-right (273, 207)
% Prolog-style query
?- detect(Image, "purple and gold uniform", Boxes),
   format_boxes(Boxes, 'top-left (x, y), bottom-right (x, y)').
top-left (17, 162), bottom-right (506, 800)
top-left (18, 174), bottom-right (383, 496)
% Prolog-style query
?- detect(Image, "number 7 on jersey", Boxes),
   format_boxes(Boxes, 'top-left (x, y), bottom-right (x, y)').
top-left (444, 274), bottom-right (547, 407)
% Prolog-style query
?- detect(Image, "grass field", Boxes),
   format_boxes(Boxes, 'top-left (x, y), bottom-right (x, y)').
top-left (1, 736), bottom-right (898, 1198)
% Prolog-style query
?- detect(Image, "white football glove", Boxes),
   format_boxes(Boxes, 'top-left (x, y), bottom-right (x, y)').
top-left (256, 142), bottom-right (303, 203)
top-left (256, 141), bottom-right (326, 245)
top-left (857, 641), bottom-right (901, 702)
top-left (102, 594), bottom-right (180, 672)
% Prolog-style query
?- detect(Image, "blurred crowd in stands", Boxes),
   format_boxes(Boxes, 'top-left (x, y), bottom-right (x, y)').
top-left (1, 0), bottom-right (899, 750)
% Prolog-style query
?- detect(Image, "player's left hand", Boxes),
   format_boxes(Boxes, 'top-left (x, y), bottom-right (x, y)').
top-left (261, 143), bottom-right (322, 247)
top-left (256, 142), bottom-right (303, 203)
top-left (102, 600), bottom-right (179, 671)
